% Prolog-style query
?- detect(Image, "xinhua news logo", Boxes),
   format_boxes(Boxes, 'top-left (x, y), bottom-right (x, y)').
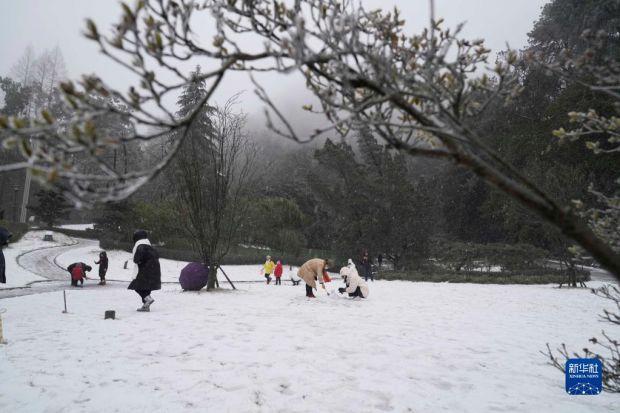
top-left (565, 358), bottom-right (602, 395)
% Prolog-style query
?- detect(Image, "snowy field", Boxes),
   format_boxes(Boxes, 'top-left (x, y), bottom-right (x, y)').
top-left (1, 280), bottom-right (619, 411)
top-left (54, 243), bottom-right (297, 284)
top-left (0, 231), bottom-right (77, 289)
top-left (1, 232), bottom-right (619, 412)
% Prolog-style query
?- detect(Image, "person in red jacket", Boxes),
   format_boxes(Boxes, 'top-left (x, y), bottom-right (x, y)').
top-left (67, 262), bottom-right (92, 287)
top-left (274, 260), bottom-right (283, 285)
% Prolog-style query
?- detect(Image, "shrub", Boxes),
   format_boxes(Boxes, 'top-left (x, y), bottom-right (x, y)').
top-left (0, 220), bottom-right (28, 243)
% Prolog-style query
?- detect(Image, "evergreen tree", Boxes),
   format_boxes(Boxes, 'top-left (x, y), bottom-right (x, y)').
top-left (29, 189), bottom-right (71, 228)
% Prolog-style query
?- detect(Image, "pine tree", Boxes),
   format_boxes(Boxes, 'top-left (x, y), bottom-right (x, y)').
top-left (176, 66), bottom-right (214, 143)
top-left (29, 190), bottom-right (71, 228)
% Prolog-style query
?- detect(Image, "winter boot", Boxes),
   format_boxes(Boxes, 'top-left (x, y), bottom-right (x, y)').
top-left (137, 304), bottom-right (150, 312)
top-left (143, 295), bottom-right (155, 310)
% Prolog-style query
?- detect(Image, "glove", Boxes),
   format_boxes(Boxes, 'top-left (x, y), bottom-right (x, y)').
top-left (338, 287), bottom-right (346, 294)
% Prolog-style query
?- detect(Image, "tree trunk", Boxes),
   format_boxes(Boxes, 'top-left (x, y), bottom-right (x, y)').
top-left (207, 263), bottom-right (218, 290)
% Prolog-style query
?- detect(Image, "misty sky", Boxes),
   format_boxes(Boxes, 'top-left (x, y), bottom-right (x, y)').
top-left (0, 0), bottom-right (550, 134)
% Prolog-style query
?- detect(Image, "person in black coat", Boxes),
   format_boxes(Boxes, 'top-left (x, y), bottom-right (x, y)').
top-left (128, 230), bottom-right (161, 312)
top-left (361, 250), bottom-right (373, 282)
top-left (95, 251), bottom-right (109, 285)
top-left (0, 227), bottom-right (12, 284)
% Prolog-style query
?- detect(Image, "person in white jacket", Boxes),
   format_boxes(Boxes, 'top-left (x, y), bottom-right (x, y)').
top-left (338, 259), bottom-right (369, 298)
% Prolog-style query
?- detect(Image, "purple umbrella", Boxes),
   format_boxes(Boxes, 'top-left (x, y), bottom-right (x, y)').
top-left (179, 262), bottom-right (210, 291)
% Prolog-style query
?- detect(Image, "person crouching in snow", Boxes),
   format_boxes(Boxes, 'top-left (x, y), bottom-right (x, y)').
top-left (262, 255), bottom-right (276, 284)
top-left (297, 258), bottom-right (331, 298)
top-left (95, 251), bottom-right (108, 285)
top-left (128, 230), bottom-right (161, 312)
top-left (274, 260), bottom-right (283, 285)
top-left (67, 262), bottom-right (92, 287)
top-left (339, 259), bottom-right (369, 298)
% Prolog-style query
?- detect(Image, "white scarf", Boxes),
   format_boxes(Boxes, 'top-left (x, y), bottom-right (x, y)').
top-left (131, 238), bottom-right (151, 278)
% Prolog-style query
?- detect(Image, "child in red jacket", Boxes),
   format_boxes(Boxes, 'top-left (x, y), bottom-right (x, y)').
top-left (274, 260), bottom-right (283, 285)
top-left (67, 262), bottom-right (92, 287)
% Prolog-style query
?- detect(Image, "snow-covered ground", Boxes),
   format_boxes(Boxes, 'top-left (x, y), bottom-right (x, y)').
top-left (1, 278), bottom-right (618, 412)
top-left (54, 243), bottom-right (298, 284)
top-left (1, 232), bottom-right (619, 412)
top-left (57, 223), bottom-right (95, 231)
top-left (0, 231), bottom-right (77, 289)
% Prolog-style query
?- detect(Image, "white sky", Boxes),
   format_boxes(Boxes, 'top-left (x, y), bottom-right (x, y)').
top-left (0, 0), bottom-right (550, 134)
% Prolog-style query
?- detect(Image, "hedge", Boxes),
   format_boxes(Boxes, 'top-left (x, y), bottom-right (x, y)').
top-left (0, 220), bottom-right (29, 243)
top-left (377, 267), bottom-right (590, 285)
top-left (51, 227), bottom-right (99, 239)
top-left (99, 237), bottom-right (338, 267)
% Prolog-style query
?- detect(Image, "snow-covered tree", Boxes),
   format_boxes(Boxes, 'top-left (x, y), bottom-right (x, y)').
top-left (0, 0), bottom-right (618, 281)
top-left (28, 189), bottom-right (71, 228)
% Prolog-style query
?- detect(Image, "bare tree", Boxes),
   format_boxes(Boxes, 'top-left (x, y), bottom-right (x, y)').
top-left (10, 46), bottom-right (36, 87)
top-left (0, 1), bottom-right (618, 279)
top-left (171, 96), bottom-right (256, 289)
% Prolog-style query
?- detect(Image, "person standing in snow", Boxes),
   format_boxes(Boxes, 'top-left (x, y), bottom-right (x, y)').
top-left (360, 250), bottom-right (373, 282)
top-left (339, 259), bottom-right (370, 298)
top-left (128, 230), bottom-right (161, 312)
top-left (67, 262), bottom-right (92, 287)
top-left (95, 251), bottom-right (109, 285)
top-left (0, 227), bottom-right (12, 284)
top-left (274, 260), bottom-right (283, 285)
top-left (297, 258), bottom-right (331, 298)
top-left (262, 255), bottom-right (276, 284)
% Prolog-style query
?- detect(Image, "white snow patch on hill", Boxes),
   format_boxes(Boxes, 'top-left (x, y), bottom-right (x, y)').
top-left (58, 224), bottom-right (95, 231)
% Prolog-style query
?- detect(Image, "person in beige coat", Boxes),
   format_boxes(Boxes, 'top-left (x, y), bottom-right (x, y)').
top-left (297, 258), bottom-right (330, 298)
top-left (339, 259), bottom-right (369, 298)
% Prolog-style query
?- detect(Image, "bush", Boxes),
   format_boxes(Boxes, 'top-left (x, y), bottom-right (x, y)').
top-left (0, 220), bottom-right (28, 243)
top-left (99, 236), bottom-right (338, 267)
top-left (377, 269), bottom-right (575, 284)
top-left (433, 241), bottom-right (549, 273)
top-left (51, 227), bottom-right (99, 239)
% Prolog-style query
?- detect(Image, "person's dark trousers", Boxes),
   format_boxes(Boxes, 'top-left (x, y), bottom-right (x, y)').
top-left (265, 274), bottom-right (271, 284)
top-left (348, 286), bottom-right (364, 298)
top-left (71, 279), bottom-right (78, 287)
top-left (305, 284), bottom-right (314, 297)
top-left (136, 289), bottom-right (151, 302)
top-left (275, 277), bottom-right (281, 285)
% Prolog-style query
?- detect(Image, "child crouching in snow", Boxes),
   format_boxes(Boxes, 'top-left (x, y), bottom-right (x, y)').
top-left (67, 262), bottom-right (92, 287)
top-left (338, 259), bottom-right (369, 298)
top-left (128, 230), bottom-right (161, 312)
